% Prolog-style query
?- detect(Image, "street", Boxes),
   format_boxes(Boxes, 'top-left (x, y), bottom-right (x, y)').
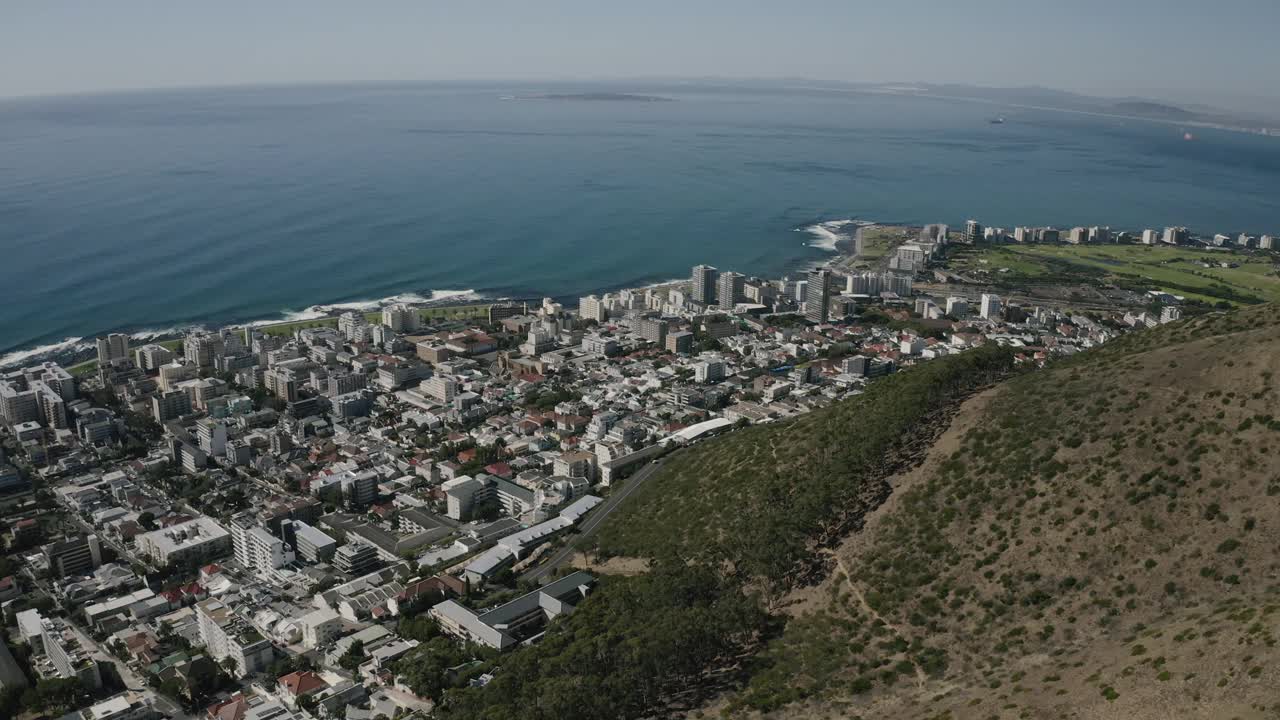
top-left (520, 457), bottom-right (667, 584)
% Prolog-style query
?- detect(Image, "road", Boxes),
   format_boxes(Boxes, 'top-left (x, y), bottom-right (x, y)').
top-left (27, 573), bottom-right (194, 720)
top-left (520, 457), bottom-right (667, 584)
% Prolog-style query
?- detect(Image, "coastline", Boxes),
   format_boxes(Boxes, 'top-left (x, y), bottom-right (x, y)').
top-left (3, 219), bottom-right (870, 371)
top-left (5, 293), bottom-right (496, 373)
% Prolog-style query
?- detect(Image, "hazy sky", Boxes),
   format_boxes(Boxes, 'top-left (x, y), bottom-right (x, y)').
top-left (5, 1), bottom-right (1279, 103)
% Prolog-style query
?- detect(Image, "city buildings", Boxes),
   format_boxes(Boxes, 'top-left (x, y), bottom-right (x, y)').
top-left (578, 295), bottom-right (607, 323)
top-left (430, 571), bottom-right (596, 650)
top-left (964, 219), bottom-right (983, 243)
top-left (1162, 226), bottom-right (1189, 245)
top-left (805, 269), bottom-right (831, 323)
top-left (231, 515), bottom-right (295, 574)
top-left (691, 264), bottom-right (718, 305)
top-left (635, 316), bottom-right (668, 345)
top-left (96, 334), bottom-right (130, 365)
top-left (380, 304), bottom-right (419, 334)
top-left (980, 293), bottom-right (1003, 320)
top-left (281, 520), bottom-right (337, 563)
top-left (134, 516), bottom-right (231, 568)
top-left (695, 360), bottom-right (726, 384)
top-left (717, 272), bottom-right (744, 312)
top-left (333, 543), bottom-right (381, 575)
top-left (43, 534), bottom-right (104, 579)
top-left (666, 330), bottom-right (694, 354)
top-left (184, 333), bottom-right (225, 368)
top-left (196, 598), bottom-right (274, 678)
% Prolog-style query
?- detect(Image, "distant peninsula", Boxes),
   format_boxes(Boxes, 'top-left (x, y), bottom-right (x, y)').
top-left (519, 92), bottom-right (675, 102)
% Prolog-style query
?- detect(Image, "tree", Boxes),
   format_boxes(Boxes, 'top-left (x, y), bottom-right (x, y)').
top-left (339, 640), bottom-right (365, 672)
top-left (138, 511), bottom-right (157, 531)
top-left (220, 656), bottom-right (238, 677)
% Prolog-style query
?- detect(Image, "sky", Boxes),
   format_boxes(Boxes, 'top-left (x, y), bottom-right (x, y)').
top-left (5, 1), bottom-right (1280, 108)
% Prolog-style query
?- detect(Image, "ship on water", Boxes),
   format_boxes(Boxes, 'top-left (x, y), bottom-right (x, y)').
top-left (989, 116), bottom-right (1006, 124)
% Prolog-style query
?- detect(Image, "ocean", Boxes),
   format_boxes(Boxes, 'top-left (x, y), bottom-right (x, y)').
top-left (3, 82), bottom-right (1280, 364)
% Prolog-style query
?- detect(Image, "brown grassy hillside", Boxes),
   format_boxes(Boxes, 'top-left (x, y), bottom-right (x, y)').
top-left (725, 305), bottom-right (1280, 720)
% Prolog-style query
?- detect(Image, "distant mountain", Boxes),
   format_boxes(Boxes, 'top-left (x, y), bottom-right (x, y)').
top-left (524, 92), bottom-right (674, 102)
top-left (859, 82), bottom-right (1280, 132)
top-left (1111, 100), bottom-right (1198, 120)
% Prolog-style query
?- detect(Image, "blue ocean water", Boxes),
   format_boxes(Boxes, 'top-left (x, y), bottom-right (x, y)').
top-left (2, 82), bottom-right (1280, 362)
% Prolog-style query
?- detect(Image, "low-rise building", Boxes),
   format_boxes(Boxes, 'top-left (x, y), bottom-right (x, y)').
top-left (430, 571), bottom-right (596, 650)
top-left (134, 516), bottom-right (231, 568)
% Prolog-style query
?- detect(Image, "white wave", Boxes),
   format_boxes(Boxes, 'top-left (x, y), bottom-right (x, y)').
top-left (637, 277), bottom-right (689, 290)
top-left (425, 289), bottom-right (480, 304)
top-left (237, 289), bottom-right (483, 329)
top-left (2, 289), bottom-right (491, 367)
top-left (130, 325), bottom-right (205, 341)
top-left (797, 219), bottom-right (876, 252)
top-left (0, 337), bottom-right (90, 369)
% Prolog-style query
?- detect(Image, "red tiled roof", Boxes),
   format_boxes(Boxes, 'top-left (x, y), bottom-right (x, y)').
top-left (207, 694), bottom-right (250, 720)
top-left (278, 670), bottom-right (328, 697)
top-left (484, 462), bottom-right (513, 478)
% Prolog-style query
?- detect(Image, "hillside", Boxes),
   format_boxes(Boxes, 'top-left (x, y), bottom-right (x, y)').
top-left (439, 305), bottom-right (1280, 720)
top-left (728, 305), bottom-right (1280, 719)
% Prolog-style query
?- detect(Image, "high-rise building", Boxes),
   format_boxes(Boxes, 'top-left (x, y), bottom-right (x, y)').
top-left (964, 220), bottom-right (983, 243)
top-left (133, 344), bottom-right (174, 371)
top-left (381, 304), bottom-right (419, 334)
top-left (96, 334), bottom-right (129, 365)
top-left (196, 419), bottom-right (228, 457)
top-left (231, 515), bottom-right (295, 574)
top-left (694, 361), bottom-right (726, 384)
top-left (1013, 227), bottom-right (1032, 243)
top-left (151, 389), bottom-right (192, 423)
top-left (338, 312), bottom-right (371, 342)
top-left (666, 330), bottom-right (694, 355)
top-left (1089, 226), bottom-right (1111, 243)
top-left (691, 265), bottom-right (718, 305)
top-left (635, 317), bottom-right (668, 345)
top-left (717, 272), bottom-right (744, 312)
top-left (578, 295), bottom-right (608, 323)
top-left (1068, 227), bottom-right (1088, 245)
top-left (1260, 235), bottom-right (1275, 250)
top-left (196, 599), bottom-right (274, 678)
top-left (421, 376), bottom-right (457, 404)
top-left (1141, 229), bottom-right (1158, 245)
top-left (805, 269), bottom-right (831, 323)
top-left (980, 293), bottom-right (1003, 320)
top-left (945, 297), bottom-right (970, 317)
top-left (281, 520), bottom-right (337, 564)
top-left (184, 333), bottom-right (224, 368)
top-left (42, 535), bottom-right (103, 579)
top-left (1162, 227), bottom-right (1189, 245)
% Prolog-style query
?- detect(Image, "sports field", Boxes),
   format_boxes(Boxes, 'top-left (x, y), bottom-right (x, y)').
top-left (949, 243), bottom-right (1280, 305)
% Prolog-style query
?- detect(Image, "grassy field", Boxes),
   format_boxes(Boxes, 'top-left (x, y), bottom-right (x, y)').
top-left (951, 242), bottom-right (1280, 305)
top-left (836, 225), bottom-right (916, 271)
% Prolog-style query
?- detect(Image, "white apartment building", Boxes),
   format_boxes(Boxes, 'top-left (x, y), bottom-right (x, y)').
top-left (980, 293), bottom-right (1003, 321)
top-left (231, 515), bottom-right (295, 574)
top-left (196, 598), bottom-right (274, 678)
top-left (134, 516), bottom-right (231, 568)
